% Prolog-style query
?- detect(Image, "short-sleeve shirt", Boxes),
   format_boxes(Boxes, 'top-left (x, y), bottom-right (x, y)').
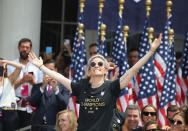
top-left (7, 59), bottom-right (43, 98)
top-left (71, 78), bottom-right (121, 131)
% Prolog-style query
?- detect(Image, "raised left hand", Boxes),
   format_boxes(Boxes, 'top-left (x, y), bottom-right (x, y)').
top-left (150, 33), bottom-right (162, 52)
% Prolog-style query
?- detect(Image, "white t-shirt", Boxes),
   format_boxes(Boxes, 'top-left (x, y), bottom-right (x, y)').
top-left (0, 78), bottom-right (17, 109)
top-left (7, 59), bottom-right (43, 97)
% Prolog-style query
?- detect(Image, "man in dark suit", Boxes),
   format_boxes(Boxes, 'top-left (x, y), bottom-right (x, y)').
top-left (30, 59), bottom-right (70, 131)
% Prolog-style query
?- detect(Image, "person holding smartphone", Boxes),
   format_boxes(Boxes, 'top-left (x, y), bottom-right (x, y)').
top-left (0, 58), bottom-right (22, 131)
top-left (7, 38), bottom-right (43, 129)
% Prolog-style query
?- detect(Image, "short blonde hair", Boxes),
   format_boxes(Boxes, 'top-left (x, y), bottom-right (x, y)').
top-left (87, 54), bottom-right (109, 69)
top-left (56, 109), bottom-right (78, 131)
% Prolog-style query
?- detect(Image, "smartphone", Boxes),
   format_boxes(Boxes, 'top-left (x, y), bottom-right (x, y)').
top-left (64, 39), bottom-right (70, 46)
top-left (45, 46), bottom-right (53, 54)
top-left (28, 72), bottom-right (33, 75)
top-left (0, 66), bottom-right (3, 77)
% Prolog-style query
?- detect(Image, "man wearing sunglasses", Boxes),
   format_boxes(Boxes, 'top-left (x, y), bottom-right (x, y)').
top-left (161, 105), bottom-right (180, 130)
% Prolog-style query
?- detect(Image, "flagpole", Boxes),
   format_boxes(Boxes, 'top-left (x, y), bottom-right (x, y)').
top-left (146, 0), bottom-right (152, 17)
top-left (100, 24), bottom-right (106, 42)
top-left (168, 29), bottom-right (174, 46)
top-left (119, 0), bottom-right (125, 16)
top-left (99, 0), bottom-right (105, 15)
top-left (123, 25), bottom-right (129, 43)
top-left (148, 27), bottom-right (154, 44)
top-left (80, 0), bottom-right (85, 13)
top-left (78, 24), bottom-right (84, 40)
top-left (166, 0), bottom-right (172, 19)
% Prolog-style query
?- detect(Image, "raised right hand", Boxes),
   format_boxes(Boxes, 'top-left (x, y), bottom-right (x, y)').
top-left (28, 52), bottom-right (43, 68)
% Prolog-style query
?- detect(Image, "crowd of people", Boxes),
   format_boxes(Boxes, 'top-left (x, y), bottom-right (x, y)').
top-left (0, 34), bottom-right (187, 131)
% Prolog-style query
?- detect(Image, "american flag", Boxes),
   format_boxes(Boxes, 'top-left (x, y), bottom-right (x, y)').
top-left (158, 16), bottom-right (176, 127)
top-left (154, 15), bottom-right (172, 104)
top-left (68, 12), bottom-right (87, 117)
top-left (136, 17), bottom-right (158, 110)
top-left (97, 13), bottom-right (108, 58)
top-left (176, 32), bottom-right (188, 106)
top-left (111, 13), bottom-right (133, 112)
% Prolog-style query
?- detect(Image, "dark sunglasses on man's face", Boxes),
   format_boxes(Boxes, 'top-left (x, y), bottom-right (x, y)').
top-left (90, 61), bottom-right (103, 67)
top-left (143, 112), bottom-right (157, 116)
top-left (172, 119), bottom-right (183, 125)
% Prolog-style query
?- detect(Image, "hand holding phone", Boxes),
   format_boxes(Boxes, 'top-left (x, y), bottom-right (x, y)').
top-left (0, 66), bottom-right (3, 77)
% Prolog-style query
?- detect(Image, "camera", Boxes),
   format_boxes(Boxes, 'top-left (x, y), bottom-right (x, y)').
top-left (0, 66), bottom-right (3, 77)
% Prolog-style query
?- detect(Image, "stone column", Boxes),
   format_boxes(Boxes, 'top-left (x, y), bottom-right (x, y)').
top-left (0, 0), bottom-right (42, 60)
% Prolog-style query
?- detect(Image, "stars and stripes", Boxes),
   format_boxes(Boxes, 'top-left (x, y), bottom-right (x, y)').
top-left (68, 12), bottom-right (87, 117)
top-left (136, 17), bottom-right (158, 110)
top-left (158, 15), bottom-right (176, 127)
top-left (176, 32), bottom-right (188, 106)
top-left (158, 40), bottom-right (176, 127)
top-left (154, 15), bottom-right (172, 103)
top-left (111, 13), bottom-right (133, 111)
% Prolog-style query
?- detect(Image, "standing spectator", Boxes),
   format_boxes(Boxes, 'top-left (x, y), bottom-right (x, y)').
top-left (89, 43), bottom-right (97, 57)
top-left (56, 110), bottom-right (78, 131)
top-left (55, 40), bottom-right (72, 75)
top-left (30, 59), bottom-right (70, 131)
top-left (122, 105), bottom-right (141, 131)
top-left (28, 34), bottom-right (162, 131)
top-left (175, 51), bottom-right (182, 74)
top-left (128, 49), bottom-right (139, 67)
top-left (7, 38), bottom-right (43, 129)
top-left (0, 58), bottom-right (22, 131)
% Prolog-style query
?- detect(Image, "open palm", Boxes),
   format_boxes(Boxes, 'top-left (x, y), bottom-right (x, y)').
top-left (28, 52), bottom-right (43, 67)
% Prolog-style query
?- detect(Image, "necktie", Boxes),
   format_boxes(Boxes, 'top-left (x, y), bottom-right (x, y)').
top-left (47, 85), bottom-right (52, 95)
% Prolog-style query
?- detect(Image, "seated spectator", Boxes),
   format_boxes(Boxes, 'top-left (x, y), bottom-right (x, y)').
top-left (170, 112), bottom-right (186, 131)
top-left (122, 105), bottom-right (141, 131)
top-left (0, 58), bottom-right (22, 131)
top-left (56, 110), bottom-right (77, 131)
top-left (143, 121), bottom-right (160, 131)
top-left (30, 59), bottom-right (70, 131)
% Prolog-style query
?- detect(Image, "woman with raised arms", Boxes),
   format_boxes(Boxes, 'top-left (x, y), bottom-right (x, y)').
top-left (28, 34), bottom-right (162, 131)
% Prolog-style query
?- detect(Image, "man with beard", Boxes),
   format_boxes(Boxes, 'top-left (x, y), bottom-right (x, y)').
top-left (7, 38), bottom-right (43, 130)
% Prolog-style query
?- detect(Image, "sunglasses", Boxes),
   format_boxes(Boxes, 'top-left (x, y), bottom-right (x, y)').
top-left (172, 120), bottom-right (183, 125)
top-left (143, 112), bottom-right (157, 116)
top-left (90, 61), bottom-right (103, 67)
top-left (146, 129), bottom-right (160, 131)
